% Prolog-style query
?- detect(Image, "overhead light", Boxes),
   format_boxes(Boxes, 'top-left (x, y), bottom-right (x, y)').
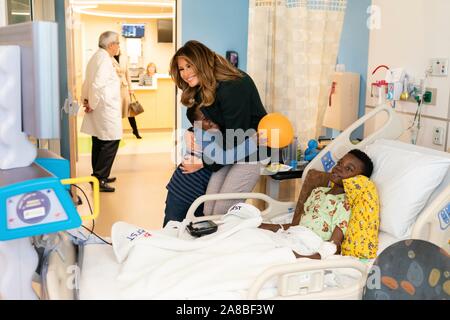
top-left (73, 8), bottom-right (174, 19)
top-left (70, 0), bottom-right (175, 7)
top-left (11, 11), bottom-right (31, 16)
top-left (72, 5), bottom-right (98, 9)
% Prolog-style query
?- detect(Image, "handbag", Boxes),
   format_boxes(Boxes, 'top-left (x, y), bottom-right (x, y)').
top-left (128, 93), bottom-right (144, 116)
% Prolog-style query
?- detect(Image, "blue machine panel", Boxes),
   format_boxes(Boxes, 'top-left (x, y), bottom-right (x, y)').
top-left (35, 150), bottom-right (70, 190)
top-left (0, 175), bottom-right (81, 241)
top-left (6, 189), bottom-right (69, 230)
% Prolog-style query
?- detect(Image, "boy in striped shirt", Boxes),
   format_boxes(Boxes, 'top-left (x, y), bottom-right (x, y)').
top-left (163, 106), bottom-right (219, 226)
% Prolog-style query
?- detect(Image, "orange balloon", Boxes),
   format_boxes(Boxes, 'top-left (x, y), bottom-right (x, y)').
top-left (258, 113), bottom-right (294, 148)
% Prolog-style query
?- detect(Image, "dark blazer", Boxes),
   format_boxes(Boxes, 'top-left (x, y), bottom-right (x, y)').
top-left (198, 72), bottom-right (269, 172)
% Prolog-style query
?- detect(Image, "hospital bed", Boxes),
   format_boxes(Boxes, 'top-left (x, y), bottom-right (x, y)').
top-left (41, 104), bottom-right (450, 300)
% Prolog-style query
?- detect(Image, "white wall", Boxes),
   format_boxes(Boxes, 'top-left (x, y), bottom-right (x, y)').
top-left (0, 0), bottom-right (6, 27)
top-left (80, 15), bottom-right (174, 74)
top-left (365, 0), bottom-right (450, 152)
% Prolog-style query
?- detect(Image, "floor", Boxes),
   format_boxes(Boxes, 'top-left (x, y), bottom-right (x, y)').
top-left (76, 130), bottom-right (175, 236)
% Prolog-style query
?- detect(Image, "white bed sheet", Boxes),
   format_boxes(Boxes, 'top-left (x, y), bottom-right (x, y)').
top-left (78, 243), bottom-right (280, 300)
top-left (77, 234), bottom-right (398, 300)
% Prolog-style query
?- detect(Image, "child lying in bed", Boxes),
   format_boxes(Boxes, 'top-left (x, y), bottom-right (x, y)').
top-left (260, 149), bottom-right (380, 260)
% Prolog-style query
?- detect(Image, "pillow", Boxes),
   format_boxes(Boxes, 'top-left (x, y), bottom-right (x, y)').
top-left (365, 139), bottom-right (450, 238)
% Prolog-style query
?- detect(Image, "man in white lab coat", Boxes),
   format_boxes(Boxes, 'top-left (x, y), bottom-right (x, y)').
top-left (81, 31), bottom-right (122, 192)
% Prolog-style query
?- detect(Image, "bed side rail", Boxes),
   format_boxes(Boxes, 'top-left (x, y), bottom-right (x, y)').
top-left (41, 232), bottom-right (79, 300)
top-left (412, 184), bottom-right (450, 252)
top-left (247, 257), bottom-right (368, 300)
top-left (303, 103), bottom-right (404, 178)
top-left (185, 192), bottom-right (295, 222)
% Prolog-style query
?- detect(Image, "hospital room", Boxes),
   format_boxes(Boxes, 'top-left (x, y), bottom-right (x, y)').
top-left (0, 0), bottom-right (449, 306)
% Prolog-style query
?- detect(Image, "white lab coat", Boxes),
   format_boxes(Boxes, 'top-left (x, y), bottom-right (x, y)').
top-left (80, 48), bottom-right (122, 141)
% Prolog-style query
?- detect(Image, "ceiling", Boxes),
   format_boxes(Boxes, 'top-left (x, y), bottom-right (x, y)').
top-left (71, 0), bottom-right (175, 19)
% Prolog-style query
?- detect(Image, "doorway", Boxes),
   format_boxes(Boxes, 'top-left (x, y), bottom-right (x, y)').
top-left (64, 0), bottom-right (178, 234)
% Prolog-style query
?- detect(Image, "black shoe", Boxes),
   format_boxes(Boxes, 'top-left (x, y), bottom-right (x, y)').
top-left (133, 131), bottom-right (143, 139)
top-left (99, 181), bottom-right (115, 192)
top-left (105, 177), bottom-right (117, 183)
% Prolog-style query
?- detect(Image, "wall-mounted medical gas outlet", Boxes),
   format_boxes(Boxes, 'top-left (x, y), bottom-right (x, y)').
top-left (433, 127), bottom-right (444, 146)
top-left (407, 87), bottom-right (437, 106)
top-left (429, 58), bottom-right (448, 77)
top-left (423, 88), bottom-right (436, 105)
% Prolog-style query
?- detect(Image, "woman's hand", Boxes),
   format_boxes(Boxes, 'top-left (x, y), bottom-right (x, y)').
top-left (180, 155), bottom-right (204, 174)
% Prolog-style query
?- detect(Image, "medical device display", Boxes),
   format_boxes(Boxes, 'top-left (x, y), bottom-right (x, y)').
top-left (0, 147), bottom-right (101, 241)
top-left (0, 164), bottom-right (81, 241)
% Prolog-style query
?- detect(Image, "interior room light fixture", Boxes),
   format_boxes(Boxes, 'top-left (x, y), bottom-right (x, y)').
top-left (72, 8), bottom-right (174, 19)
top-left (11, 11), bottom-right (31, 16)
top-left (70, 0), bottom-right (175, 7)
top-left (72, 5), bottom-right (98, 9)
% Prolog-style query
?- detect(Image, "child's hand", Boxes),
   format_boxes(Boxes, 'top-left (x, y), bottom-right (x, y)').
top-left (181, 155), bottom-right (203, 174)
top-left (258, 223), bottom-right (285, 232)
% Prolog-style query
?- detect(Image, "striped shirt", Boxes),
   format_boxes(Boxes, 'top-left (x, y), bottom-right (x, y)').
top-left (166, 127), bottom-right (257, 204)
top-left (166, 127), bottom-right (212, 204)
top-left (166, 166), bottom-right (212, 205)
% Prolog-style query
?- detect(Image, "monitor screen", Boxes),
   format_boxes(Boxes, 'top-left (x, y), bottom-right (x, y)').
top-left (122, 24), bottom-right (145, 38)
top-left (157, 19), bottom-right (173, 43)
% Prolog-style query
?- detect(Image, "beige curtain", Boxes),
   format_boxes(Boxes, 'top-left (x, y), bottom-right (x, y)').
top-left (247, 0), bottom-right (347, 148)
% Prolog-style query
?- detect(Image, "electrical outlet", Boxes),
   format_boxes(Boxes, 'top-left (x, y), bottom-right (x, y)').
top-left (429, 58), bottom-right (448, 77)
top-left (433, 127), bottom-right (444, 146)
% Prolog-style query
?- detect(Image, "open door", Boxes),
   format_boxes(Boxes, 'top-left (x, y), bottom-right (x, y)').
top-left (62, 0), bottom-right (81, 182)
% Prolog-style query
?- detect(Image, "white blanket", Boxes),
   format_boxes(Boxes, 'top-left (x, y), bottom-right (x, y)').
top-left (109, 206), bottom-right (358, 299)
top-left (111, 214), bottom-right (297, 299)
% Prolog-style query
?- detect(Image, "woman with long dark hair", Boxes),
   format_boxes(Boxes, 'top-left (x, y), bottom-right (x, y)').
top-left (169, 40), bottom-right (269, 215)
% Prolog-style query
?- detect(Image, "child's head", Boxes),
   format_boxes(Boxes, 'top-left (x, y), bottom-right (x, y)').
top-left (186, 105), bottom-right (219, 130)
top-left (330, 149), bottom-right (374, 186)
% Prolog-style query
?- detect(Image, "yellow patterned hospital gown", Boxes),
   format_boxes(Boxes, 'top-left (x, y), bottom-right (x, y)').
top-left (341, 175), bottom-right (380, 259)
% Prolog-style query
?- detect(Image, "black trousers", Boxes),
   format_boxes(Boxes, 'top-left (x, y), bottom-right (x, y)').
top-left (91, 137), bottom-right (120, 182)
